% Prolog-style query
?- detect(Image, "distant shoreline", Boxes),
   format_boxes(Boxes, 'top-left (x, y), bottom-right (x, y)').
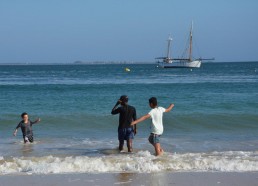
top-left (0, 61), bottom-right (257, 65)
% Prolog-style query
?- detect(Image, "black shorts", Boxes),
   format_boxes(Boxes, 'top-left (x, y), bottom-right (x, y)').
top-left (118, 128), bottom-right (134, 141)
top-left (24, 135), bottom-right (34, 143)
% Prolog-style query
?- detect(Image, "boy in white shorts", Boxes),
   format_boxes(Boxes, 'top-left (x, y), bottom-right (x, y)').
top-left (131, 97), bottom-right (174, 156)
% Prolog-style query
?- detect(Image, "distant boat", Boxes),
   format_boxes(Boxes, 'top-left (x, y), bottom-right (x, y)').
top-left (156, 22), bottom-right (214, 68)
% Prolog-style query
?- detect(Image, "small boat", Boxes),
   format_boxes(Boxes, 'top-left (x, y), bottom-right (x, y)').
top-left (156, 22), bottom-right (213, 68)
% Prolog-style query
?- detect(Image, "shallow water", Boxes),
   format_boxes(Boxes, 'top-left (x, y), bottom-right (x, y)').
top-left (0, 62), bottom-right (258, 174)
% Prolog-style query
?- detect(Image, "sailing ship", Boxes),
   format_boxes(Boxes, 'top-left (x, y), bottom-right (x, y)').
top-left (156, 23), bottom-right (212, 68)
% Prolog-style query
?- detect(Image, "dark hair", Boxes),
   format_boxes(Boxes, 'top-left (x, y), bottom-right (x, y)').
top-left (21, 112), bottom-right (28, 118)
top-left (120, 95), bottom-right (128, 103)
top-left (149, 97), bottom-right (157, 106)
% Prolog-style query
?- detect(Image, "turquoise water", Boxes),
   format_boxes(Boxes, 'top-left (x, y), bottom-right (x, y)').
top-left (0, 62), bottom-right (258, 174)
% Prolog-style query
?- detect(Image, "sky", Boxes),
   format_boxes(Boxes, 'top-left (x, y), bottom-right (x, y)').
top-left (0, 0), bottom-right (258, 63)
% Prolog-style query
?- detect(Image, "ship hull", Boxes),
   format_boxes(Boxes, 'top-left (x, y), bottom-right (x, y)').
top-left (158, 60), bottom-right (201, 68)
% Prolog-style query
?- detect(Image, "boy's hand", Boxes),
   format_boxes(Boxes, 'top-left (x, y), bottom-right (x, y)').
top-left (131, 121), bottom-right (136, 126)
top-left (116, 100), bottom-right (122, 105)
top-left (13, 131), bottom-right (17, 136)
top-left (34, 118), bottom-right (41, 123)
top-left (165, 103), bottom-right (174, 112)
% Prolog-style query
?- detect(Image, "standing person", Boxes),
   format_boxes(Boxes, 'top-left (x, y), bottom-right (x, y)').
top-left (131, 97), bottom-right (174, 156)
top-left (13, 112), bottom-right (41, 143)
top-left (111, 95), bottom-right (137, 152)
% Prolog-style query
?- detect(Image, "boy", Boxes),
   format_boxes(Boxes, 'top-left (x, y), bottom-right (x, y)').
top-left (131, 97), bottom-right (174, 156)
top-left (13, 112), bottom-right (41, 143)
top-left (111, 95), bottom-right (137, 152)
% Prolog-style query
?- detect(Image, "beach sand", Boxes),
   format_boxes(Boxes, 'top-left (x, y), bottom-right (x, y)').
top-left (0, 172), bottom-right (258, 186)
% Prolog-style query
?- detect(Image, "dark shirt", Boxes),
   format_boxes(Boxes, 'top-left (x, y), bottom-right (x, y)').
top-left (16, 120), bottom-right (37, 137)
top-left (111, 105), bottom-right (137, 129)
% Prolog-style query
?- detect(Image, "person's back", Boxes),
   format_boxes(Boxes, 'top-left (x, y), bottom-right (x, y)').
top-left (116, 105), bottom-right (136, 129)
top-left (111, 95), bottom-right (137, 152)
top-left (148, 106), bottom-right (166, 135)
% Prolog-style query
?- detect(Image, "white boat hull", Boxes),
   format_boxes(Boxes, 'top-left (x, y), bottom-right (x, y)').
top-left (158, 60), bottom-right (201, 68)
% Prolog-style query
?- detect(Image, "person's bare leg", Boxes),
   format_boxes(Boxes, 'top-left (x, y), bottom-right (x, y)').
top-left (127, 139), bottom-right (133, 152)
top-left (154, 143), bottom-right (164, 156)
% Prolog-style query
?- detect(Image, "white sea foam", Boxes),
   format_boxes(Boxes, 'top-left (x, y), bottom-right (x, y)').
top-left (1, 151), bottom-right (258, 175)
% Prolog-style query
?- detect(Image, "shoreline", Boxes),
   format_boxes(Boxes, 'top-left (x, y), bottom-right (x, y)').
top-left (0, 172), bottom-right (258, 186)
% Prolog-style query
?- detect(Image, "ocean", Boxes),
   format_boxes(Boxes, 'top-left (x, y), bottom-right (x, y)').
top-left (0, 62), bottom-right (258, 174)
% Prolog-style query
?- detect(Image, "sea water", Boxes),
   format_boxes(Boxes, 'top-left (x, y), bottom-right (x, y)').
top-left (0, 62), bottom-right (257, 174)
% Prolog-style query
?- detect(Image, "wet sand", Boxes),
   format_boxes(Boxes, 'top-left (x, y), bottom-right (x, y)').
top-left (0, 172), bottom-right (258, 186)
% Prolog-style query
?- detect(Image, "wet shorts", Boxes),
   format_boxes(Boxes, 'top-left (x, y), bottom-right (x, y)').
top-left (24, 135), bottom-right (34, 143)
top-left (148, 133), bottom-right (161, 144)
top-left (118, 128), bottom-right (134, 141)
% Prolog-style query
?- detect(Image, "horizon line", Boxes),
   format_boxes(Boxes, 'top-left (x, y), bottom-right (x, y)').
top-left (0, 60), bottom-right (257, 65)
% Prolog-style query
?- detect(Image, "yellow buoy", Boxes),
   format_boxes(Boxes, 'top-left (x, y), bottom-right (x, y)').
top-left (125, 68), bottom-right (130, 72)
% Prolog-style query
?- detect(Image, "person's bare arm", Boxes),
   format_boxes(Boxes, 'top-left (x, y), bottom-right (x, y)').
top-left (165, 104), bottom-right (174, 113)
top-left (131, 114), bottom-right (151, 125)
top-left (13, 129), bottom-right (18, 136)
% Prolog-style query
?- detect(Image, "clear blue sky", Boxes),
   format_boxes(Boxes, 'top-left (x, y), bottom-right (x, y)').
top-left (0, 0), bottom-right (257, 63)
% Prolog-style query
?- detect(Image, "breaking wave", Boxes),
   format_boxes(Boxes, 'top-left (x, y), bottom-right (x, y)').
top-left (1, 151), bottom-right (258, 175)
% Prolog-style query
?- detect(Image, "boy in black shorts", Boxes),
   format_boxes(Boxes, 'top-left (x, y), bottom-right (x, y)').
top-left (111, 95), bottom-right (137, 152)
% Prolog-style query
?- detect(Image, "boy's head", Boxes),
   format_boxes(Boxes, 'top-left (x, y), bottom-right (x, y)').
top-left (149, 97), bottom-right (158, 108)
top-left (21, 112), bottom-right (28, 120)
top-left (120, 95), bottom-right (128, 105)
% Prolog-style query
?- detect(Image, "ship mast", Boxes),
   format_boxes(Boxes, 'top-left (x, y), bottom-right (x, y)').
top-left (166, 36), bottom-right (172, 61)
top-left (189, 22), bottom-right (193, 62)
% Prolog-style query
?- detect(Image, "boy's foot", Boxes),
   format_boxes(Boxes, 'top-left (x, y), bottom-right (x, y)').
top-left (160, 148), bottom-right (164, 155)
top-left (128, 148), bottom-right (133, 153)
